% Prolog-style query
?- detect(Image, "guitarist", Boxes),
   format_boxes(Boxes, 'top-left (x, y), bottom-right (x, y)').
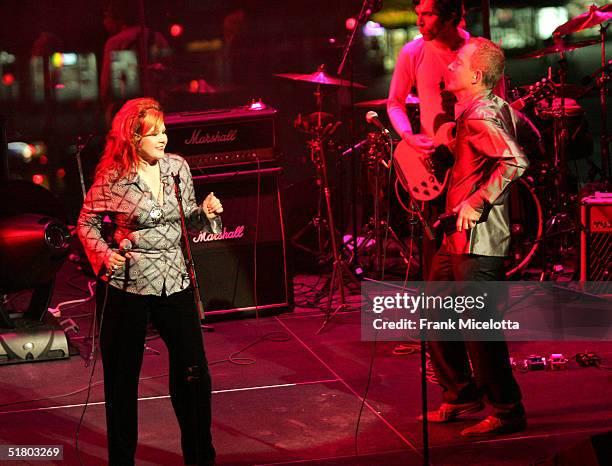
top-left (424, 37), bottom-right (529, 436)
top-left (387, 0), bottom-right (469, 280)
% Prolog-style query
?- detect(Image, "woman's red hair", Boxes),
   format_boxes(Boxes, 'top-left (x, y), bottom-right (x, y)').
top-left (95, 97), bottom-right (164, 181)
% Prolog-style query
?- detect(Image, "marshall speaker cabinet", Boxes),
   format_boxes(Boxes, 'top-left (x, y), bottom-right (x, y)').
top-left (189, 166), bottom-right (292, 318)
top-left (580, 193), bottom-right (612, 281)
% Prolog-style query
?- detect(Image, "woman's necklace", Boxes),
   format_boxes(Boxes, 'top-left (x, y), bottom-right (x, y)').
top-left (149, 167), bottom-right (164, 224)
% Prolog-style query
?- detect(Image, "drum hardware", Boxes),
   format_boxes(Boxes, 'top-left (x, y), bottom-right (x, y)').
top-left (290, 112), bottom-right (341, 265)
top-left (309, 128), bottom-right (360, 334)
top-left (554, 3), bottom-right (611, 181)
top-left (277, 69), bottom-right (361, 332)
top-left (354, 131), bottom-right (414, 277)
top-left (515, 5), bottom-right (612, 279)
top-left (500, 178), bottom-right (544, 278)
top-left (522, 50), bottom-right (581, 271)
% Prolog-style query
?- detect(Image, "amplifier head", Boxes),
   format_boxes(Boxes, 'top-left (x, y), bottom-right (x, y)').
top-left (164, 106), bottom-right (278, 170)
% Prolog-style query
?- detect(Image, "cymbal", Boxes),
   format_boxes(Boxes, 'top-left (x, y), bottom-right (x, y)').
top-left (554, 4), bottom-right (612, 36)
top-left (167, 80), bottom-right (243, 94)
top-left (355, 94), bottom-right (420, 108)
top-left (275, 70), bottom-right (366, 89)
top-left (518, 39), bottom-right (600, 59)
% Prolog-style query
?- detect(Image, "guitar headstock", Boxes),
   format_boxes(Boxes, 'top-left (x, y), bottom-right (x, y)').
top-left (510, 78), bottom-right (554, 111)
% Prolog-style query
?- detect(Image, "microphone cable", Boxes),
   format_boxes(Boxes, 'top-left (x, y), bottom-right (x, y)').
top-left (75, 277), bottom-right (110, 466)
top-left (353, 128), bottom-right (395, 455)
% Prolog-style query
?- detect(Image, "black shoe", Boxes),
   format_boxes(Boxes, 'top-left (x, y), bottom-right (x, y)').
top-left (417, 400), bottom-right (485, 423)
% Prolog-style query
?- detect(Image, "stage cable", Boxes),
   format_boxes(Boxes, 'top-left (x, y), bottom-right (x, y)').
top-left (354, 133), bottom-right (394, 455)
top-left (379, 135), bottom-right (395, 281)
top-left (74, 278), bottom-right (109, 466)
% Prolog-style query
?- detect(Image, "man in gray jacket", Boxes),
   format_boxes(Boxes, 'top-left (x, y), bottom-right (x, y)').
top-left (423, 37), bottom-right (529, 437)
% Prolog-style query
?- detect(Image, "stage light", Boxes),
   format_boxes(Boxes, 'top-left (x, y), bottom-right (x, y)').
top-left (32, 174), bottom-right (44, 185)
top-left (2, 73), bottom-right (15, 86)
top-left (363, 21), bottom-right (385, 37)
top-left (56, 168), bottom-right (65, 178)
top-left (346, 17), bottom-right (357, 31)
top-left (537, 7), bottom-right (568, 40)
top-left (170, 23), bottom-right (184, 37)
top-left (7, 142), bottom-right (33, 162)
top-left (51, 52), bottom-right (63, 68)
top-left (0, 180), bottom-right (71, 364)
top-left (39, 155), bottom-right (48, 165)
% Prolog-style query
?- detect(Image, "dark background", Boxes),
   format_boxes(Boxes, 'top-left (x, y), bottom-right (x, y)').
top-left (0, 0), bottom-right (609, 224)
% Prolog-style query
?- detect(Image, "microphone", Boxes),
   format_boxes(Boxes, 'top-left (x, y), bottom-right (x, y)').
top-left (106, 238), bottom-right (132, 277)
top-left (365, 111), bottom-right (390, 135)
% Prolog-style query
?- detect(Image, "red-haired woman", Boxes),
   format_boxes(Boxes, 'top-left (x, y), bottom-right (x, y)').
top-left (78, 98), bottom-right (221, 465)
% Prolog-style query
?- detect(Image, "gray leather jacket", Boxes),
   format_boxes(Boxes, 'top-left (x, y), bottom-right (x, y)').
top-left (444, 92), bottom-right (530, 257)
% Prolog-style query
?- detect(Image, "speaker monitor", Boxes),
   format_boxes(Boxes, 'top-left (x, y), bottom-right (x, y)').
top-left (190, 167), bottom-right (292, 318)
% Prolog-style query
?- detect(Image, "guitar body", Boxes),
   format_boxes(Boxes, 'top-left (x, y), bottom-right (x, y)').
top-left (393, 78), bottom-right (553, 202)
top-left (393, 122), bottom-right (456, 201)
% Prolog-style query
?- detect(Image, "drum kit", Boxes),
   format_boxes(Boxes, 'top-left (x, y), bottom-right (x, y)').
top-left (274, 3), bottom-right (611, 289)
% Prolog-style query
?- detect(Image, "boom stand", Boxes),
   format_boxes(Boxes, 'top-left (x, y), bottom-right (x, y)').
top-left (311, 125), bottom-right (361, 335)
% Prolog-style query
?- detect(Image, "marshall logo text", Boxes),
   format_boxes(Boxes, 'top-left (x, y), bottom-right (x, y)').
top-left (185, 129), bottom-right (238, 145)
top-left (193, 225), bottom-right (246, 243)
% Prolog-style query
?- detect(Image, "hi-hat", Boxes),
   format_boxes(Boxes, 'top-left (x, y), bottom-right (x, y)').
top-left (275, 67), bottom-right (366, 89)
top-left (518, 39), bottom-right (599, 59)
top-left (355, 94), bottom-right (420, 108)
top-left (554, 4), bottom-right (612, 36)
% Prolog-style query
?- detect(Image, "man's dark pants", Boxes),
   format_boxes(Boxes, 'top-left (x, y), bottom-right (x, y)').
top-left (427, 244), bottom-right (524, 418)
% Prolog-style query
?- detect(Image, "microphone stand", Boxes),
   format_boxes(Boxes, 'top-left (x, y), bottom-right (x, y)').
top-left (171, 173), bottom-right (214, 332)
top-left (75, 134), bottom-right (93, 201)
top-left (337, 0), bottom-right (380, 271)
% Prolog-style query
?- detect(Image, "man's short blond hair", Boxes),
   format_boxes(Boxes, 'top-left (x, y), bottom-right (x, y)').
top-left (468, 37), bottom-right (505, 89)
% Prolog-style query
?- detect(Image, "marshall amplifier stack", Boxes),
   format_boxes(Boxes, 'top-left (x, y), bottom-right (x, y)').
top-left (165, 105), bottom-right (293, 318)
top-left (580, 192), bottom-right (612, 281)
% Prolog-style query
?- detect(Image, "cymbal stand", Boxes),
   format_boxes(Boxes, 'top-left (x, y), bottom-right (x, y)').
top-left (552, 47), bottom-right (570, 204)
top-left (539, 44), bottom-right (578, 279)
top-left (303, 86), bottom-right (360, 334)
top-left (290, 169), bottom-right (331, 265)
top-left (291, 82), bottom-right (341, 265)
top-left (596, 22), bottom-right (610, 181)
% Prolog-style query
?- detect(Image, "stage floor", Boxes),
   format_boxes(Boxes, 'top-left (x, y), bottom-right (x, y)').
top-left (0, 262), bottom-right (610, 465)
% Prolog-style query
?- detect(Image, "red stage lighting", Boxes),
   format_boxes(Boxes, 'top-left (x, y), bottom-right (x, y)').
top-left (32, 174), bottom-right (44, 185)
top-left (2, 73), bottom-right (15, 86)
top-left (345, 17), bottom-right (357, 30)
top-left (170, 23), bottom-right (184, 37)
